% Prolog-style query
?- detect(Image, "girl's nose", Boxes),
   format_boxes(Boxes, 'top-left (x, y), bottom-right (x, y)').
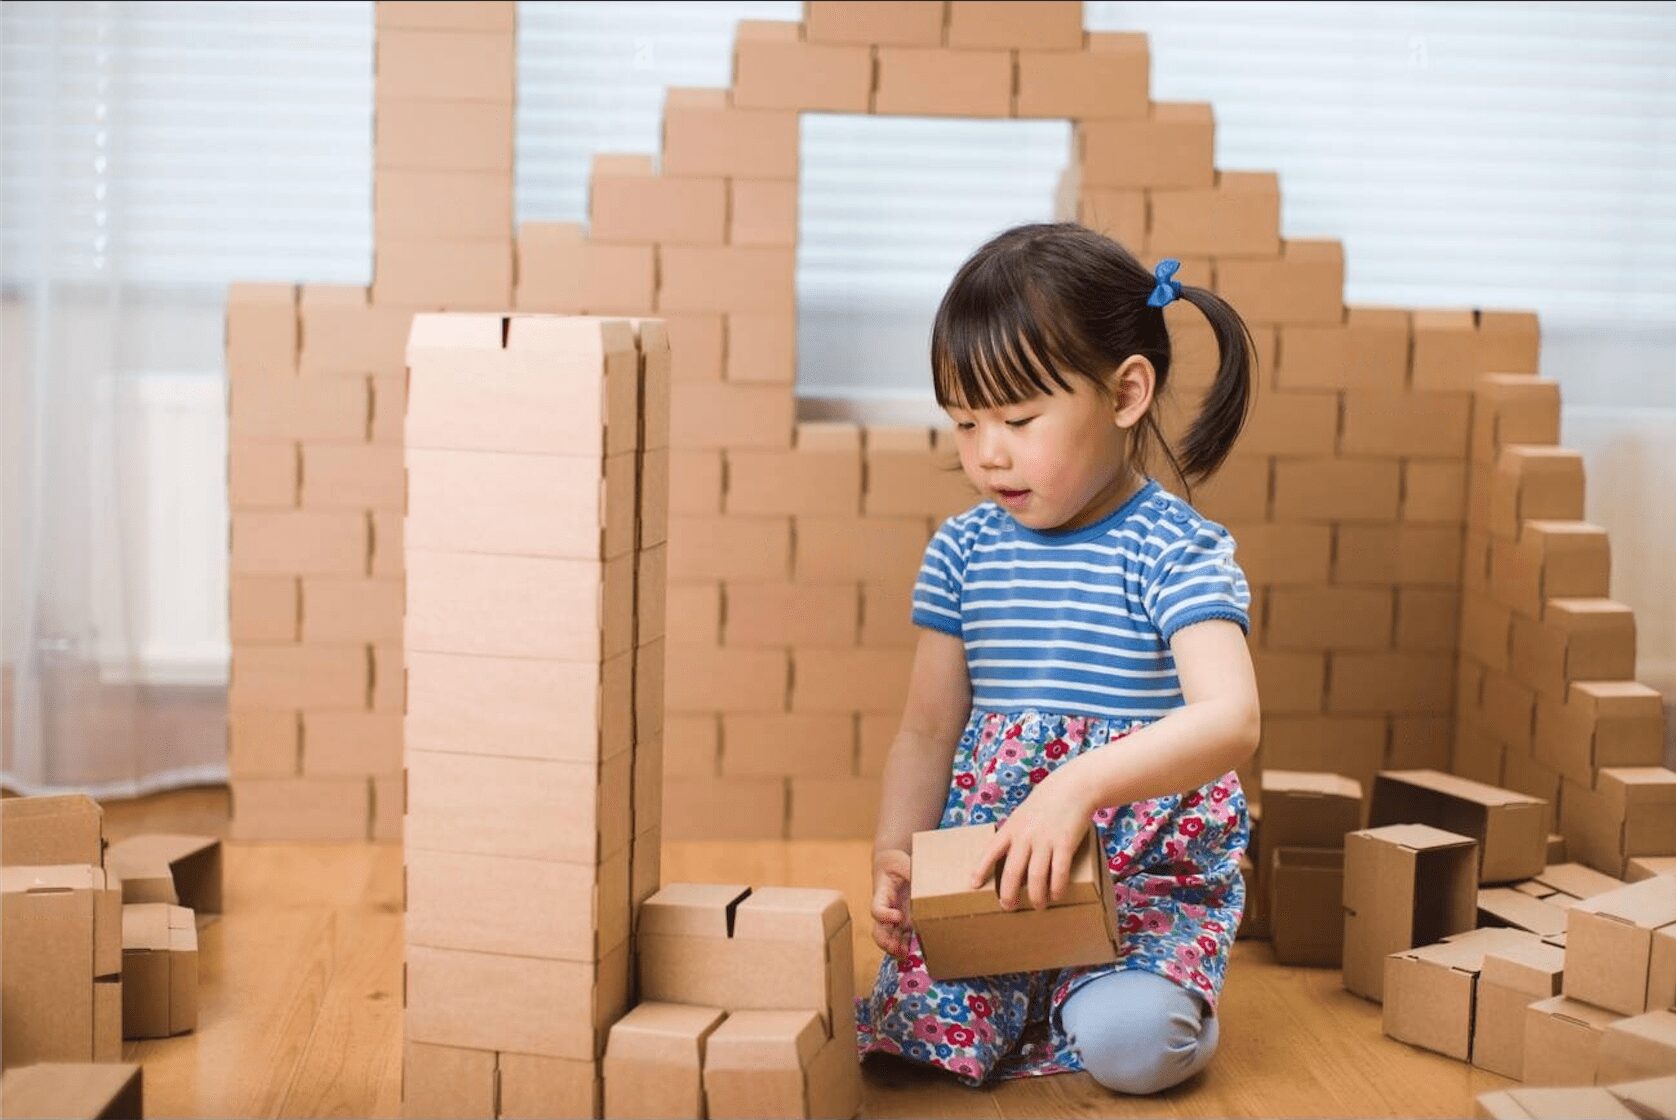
top-left (977, 427), bottom-right (1009, 468)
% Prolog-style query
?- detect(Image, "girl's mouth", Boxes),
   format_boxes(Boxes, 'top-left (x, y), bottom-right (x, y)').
top-left (996, 488), bottom-right (1031, 507)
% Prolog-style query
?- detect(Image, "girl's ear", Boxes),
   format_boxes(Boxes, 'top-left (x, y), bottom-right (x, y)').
top-left (1109, 355), bottom-right (1156, 430)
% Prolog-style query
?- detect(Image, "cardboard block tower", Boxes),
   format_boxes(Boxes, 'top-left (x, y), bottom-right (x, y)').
top-left (224, 0), bottom-right (1669, 878)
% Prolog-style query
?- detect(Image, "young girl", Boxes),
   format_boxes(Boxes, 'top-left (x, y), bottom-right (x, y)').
top-left (854, 223), bottom-right (1261, 1095)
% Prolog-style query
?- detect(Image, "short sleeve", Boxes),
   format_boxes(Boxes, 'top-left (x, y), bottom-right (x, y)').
top-left (910, 520), bottom-right (968, 637)
top-left (1143, 520), bottom-right (1252, 644)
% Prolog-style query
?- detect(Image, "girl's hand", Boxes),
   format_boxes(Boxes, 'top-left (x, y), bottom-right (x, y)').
top-left (971, 767), bottom-right (1094, 912)
top-left (870, 848), bottom-right (914, 961)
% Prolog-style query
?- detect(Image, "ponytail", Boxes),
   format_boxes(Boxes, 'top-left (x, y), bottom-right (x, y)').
top-left (1173, 285), bottom-right (1256, 484)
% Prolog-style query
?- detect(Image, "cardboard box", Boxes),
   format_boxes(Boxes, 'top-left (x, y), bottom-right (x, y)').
top-left (375, 97), bottom-right (513, 173)
top-left (804, 1), bottom-right (943, 46)
top-left (300, 442), bottom-right (406, 512)
top-left (725, 584), bottom-right (858, 649)
top-left (1471, 374), bottom-right (1560, 464)
top-left (1409, 309), bottom-right (1476, 393)
top-left (104, 834), bottom-right (222, 914)
top-left (1475, 1087), bottom-right (1638, 1119)
top-left (1403, 461), bottom-right (1470, 524)
top-left (662, 89), bottom-right (797, 180)
top-left (637, 884), bottom-right (854, 1037)
top-left (376, 1), bottom-right (514, 31)
top-left (726, 445), bottom-right (862, 517)
top-left (1562, 768), bottom-right (1676, 879)
top-left (1275, 308), bottom-right (1409, 392)
top-left (1524, 994), bottom-right (1625, 1087)
top-left (1328, 653), bottom-right (1455, 716)
top-left (0, 1063), bottom-right (143, 1119)
top-left (1341, 391), bottom-right (1472, 459)
top-left (1259, 716), bottom-right (1386, 796)
top-left (231, 510), bottom-right (367, 576)
top-left (120, 902), bottom-right (197, 1038)
top-left (1269, 847), bottom-right (1344, 967)
top-left (1564, 876), bottom-right (1676, 1017)
top-left (405, 940), bottom-right (630, 1061)
top-left (668, 516), bottom-right (792, 581)
top-left (228, 643), bottom-right (368, 710)
top-left (788, 777), bottom-right (881, 841)
top-left (909, 822), bottom-right (1117, 980)
top-left (1149, 171), bottom-right (1280, 259)
top-left (1383, 926), bottom-right (1539, 1061)
top-left (1017, 31), bottom-right (1148, 119)
top-left (301, 710), bottom-right (402, 776)
top-left (658, 245), bottom-right (793, 316)
top-left (1216, 240), bottom-right (1345, 326)
top-left (1259, 770), bottom-right (1362, 849)
top-left (404, 748), bottom-right (631, 866)
top-left (732, 21), bottom-right (871, 112)
top-left (230, 575), bottom-right (299, 643)
top-left (1472, 936), bottom-right (1566, 1080)
top-left (371, 774), bottom-right (402, 844)
top-left (947, 0), bottom-right (1082, 49)
top-left (1479, 887), bottom-right (1568, 938)
top-left (375, 28), bottom-right (514, 102)
top-left (874, 46), bottom-right (1011, 117)
top-left (375, 168), bottom-right (512, 240)
top-left (1598, 1010), bottom-right (1676, 1084)
top-left (668, 381), bottom-right (795, 450)
top-left (300, 577), bottom-right (404, 644)
top-left (1488, 520), bottom-right (1610, 617)
top-left (1534, 681), bottom-right (1666, 789)
top-left (1510, 599), bottom-right (1637, 698)
top-left (1489, 446), bottom-right (1586, 539)
top-left (497, 1052), bottom-right (601, 1120)
top-left (1369, 769), bottom-right (1547, 884)
top-left (590, 167), bottom-right (726, 245)
top-left (297, 284), bottom-right (412, 379)
top-left (703, 1009), bottom-right (861, 1120)
top-left (0, 865), bottom-right (123, 1067)
top-left (0, 794), bottom-right (104, 866)
top-left (790, 648), bottom-right (912, 714)
top-left (1533, 861), bottom-right (1623, 901)
top-left (226, 281), bottom-right (298, 378)
top-left (860, 580), bottom-right (918, 649)
top-left (229, 372), bottom-right (369, 442)
top-left (1342, 823), bottom-right (1478, 1002)
top-left (228, 777), bottom-right (369, 841)
top-left (400, 1039), bottom-right (496, 1120)
top-left (1265, 587), bottom-right (1392, 651)
top-left (1627, 856), bottom-right (1676, 882)
top-left (1272, 458), bottom-right (1401, 522)
top-left (602, 1001), bottom-right (726, 1120)
top-left (1079, 103), bottom-right (1214, 188)
top-left (228, 710), bottom-right (300, 777)
top-left (405, 846), bottom-right (629, 964)
top-left (372, 239), bottom-right (513, 310)
top-left (663, 648), bottom-right (788, 715)
top-left (228, 438), bottom-right (299, 509)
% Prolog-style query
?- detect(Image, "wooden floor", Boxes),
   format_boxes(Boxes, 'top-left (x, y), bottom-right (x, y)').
top-left (101, 786), bottom-right (1508, 1119)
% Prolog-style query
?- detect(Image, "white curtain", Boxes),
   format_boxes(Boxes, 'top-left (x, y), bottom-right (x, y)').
top-left (3, 1), bottom-right (1672, 795)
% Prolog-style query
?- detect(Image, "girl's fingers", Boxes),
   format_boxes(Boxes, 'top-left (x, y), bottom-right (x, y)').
top-left (1027, 844), bottom-right (1052, 910)
top-left (1050, 844), bottom-right (1073, 902)
top-left (971, 832), bottom-right (1009, 889)
top-left (997, 844), bottom-right (1027, 910)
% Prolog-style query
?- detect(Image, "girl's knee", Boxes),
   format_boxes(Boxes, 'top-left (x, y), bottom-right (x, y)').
top-left (1063, 972), bottom-right (1219, 1095)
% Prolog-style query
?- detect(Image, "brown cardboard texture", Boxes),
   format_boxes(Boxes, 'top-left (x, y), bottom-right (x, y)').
top-left (1598, 1010), bottom-right (1676, 1084)
top-left (120, 902), bottom-right (198, 1038)
top-left (910, 822), bottom-right (1118, 980)
top-left (1472, 936), bottom-right (1566, 1080)
top-left (1564, 876), bottom-right (1676, 1017)
top-left (1562, 768), bottom-right (1676, 878)
top-left (602, 1000), bottom-right (726, 1120)
top-left (1259, 769), bottom-right (1363, 850)
top-left (0, 1062), bottom-right (144, 1119)
top-left (636, 884), bottom-right (855, 1040)
top-left (1523, 994), bottom-right (1624, 1087)
top-left (1369, 769), bottom-right (1547, 884)
top-left (1269, 847), bottom-right (1344, 967)
top-left (0, 793), bottom-right (104, 867)
top-left (1475, 1086), bottom-right (1637, 1119)
top-left (104, 833), bottom-right (222, 915)
top-left (1383, 926), bottom-right (1538, 1061)
top-left (1342, 824), bottom-right (1478, 1002)
top-left (703, 1009), bottom-right (861, 1120)
top-left (1478, 887), bottom-right (1568, 938)
top-left (1, 864), bottom-right (124, 1067)
top-left (1608, 1074), bottom-right (1676, 1119)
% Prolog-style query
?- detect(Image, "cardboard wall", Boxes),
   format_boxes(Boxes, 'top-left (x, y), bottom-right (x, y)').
top-left (221, 0), bottom-right (1670, 844)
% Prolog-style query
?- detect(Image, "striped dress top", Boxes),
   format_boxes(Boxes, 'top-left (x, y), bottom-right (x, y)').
top-left (910, 476), bottom-right (1252, 722)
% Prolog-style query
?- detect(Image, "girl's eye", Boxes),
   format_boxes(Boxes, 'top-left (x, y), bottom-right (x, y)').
top-left (1006, 416), bottom-right (1036, 428)
top-left (957, 421), bottom-right (976, 431)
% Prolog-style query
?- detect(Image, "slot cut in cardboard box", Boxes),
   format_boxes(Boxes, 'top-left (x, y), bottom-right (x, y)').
top-left (1369, 769), bottom-right (1547, 884)
top-left (910, 822), bottom-right (1118, 980)
top-left (1522, 994), bottom-right (1624, 1087)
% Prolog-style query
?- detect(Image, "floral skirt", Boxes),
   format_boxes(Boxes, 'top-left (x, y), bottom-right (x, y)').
top-left (854, 707), bottom-right (1248, 1085)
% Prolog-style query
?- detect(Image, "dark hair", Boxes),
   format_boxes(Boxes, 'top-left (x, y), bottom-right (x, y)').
top-left (929, 222), bottom-right (1256, 493)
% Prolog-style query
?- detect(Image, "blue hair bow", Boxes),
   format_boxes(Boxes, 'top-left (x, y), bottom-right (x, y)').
top-left (1147, 258), bottom-right (1183, 308)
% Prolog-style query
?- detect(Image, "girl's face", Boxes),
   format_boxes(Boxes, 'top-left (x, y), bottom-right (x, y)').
top-left (946, 374), bottom-right (1140, 533)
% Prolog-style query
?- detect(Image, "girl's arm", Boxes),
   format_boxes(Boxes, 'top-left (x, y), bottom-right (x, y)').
top-left (1072, 618), bottom-right (1261, 808)
top-left (872, 629), bottom-right (973, 855)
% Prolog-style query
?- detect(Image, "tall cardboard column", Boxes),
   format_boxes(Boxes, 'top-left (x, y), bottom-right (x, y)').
top-left (400, 314), bottom-right (666, 1120)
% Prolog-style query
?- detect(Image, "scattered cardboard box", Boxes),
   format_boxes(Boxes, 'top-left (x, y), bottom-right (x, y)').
top-left (1383, 926), bottom-right (1539, 1061)
top-left (0, 1062), bottom-right (143, 1119)
top-left (1564, 876), bottom-right (1676, 1017)
top-left (603, 1001), bottom-right (725, 1119)
top-left (910, 822), bottom-right (1118, 980)
top-left (1598, 1010), bottom-right (1676, 1085)
top-left (104, 834), bottom-right (222, 918)
top-left (120, 903), bottom-right (198, 1039)
top-left (1369, 769), bottom-right (1547, 883)
top-left (0, 794), bottom-right (104, 867)
top-left (703, 1009), bottom-right (858, 1120)
top-left (0, 865), bottom-right (123, 1066)
top-left (1342, 823), bottom-right (1478, 1002)
top-left (1472, 935), bottom-right (1566, 1080)
top-left (1523, 994), bottom-right (1625, 1087)
top-left (1269, 847), bottom-right (1343, 967)
top-left (1475, 1086), bottom-right (1638, 1119)
top-left (1606, 1075), bottom-right (1676, 1119)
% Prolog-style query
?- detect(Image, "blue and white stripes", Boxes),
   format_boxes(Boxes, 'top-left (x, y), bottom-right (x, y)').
top-left (911, 479), bottom-right (1251, 722)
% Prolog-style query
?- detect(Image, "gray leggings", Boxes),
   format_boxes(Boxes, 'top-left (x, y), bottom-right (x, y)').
top-left (1059, 969), bottom-right (1220, 1095)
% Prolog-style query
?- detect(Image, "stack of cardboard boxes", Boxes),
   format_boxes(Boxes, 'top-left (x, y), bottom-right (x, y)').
top-left (226, 0), bottom-right (518, 841)
top-left (399, 313), bottom-right (669, 1119)
top-left (1252, 770), bottom-right (1362, 963)
top-left (606, 883), bottom-right (861, 1119)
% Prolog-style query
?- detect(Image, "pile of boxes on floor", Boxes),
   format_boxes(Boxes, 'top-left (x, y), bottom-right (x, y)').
top-left (1238, 763), bottom-right (1676, 1113)
top-left (0, 793), bottom-right (223, 1115)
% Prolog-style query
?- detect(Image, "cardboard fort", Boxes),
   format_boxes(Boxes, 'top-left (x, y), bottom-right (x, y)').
top-left (1471, 935), bottom-right (1565, 1080)
top-left (910, 821), bottom-right (1119, 980)
top-left (104, 834), bottom-right (223, 917)
top-left (0, 1062), bottom-right (143, 1119)
top-left (1342, 823), bottom-right (1477, 1002)
top-left (120, 902), bottom-right (199, 1039)
top-left (1369, 769), bottom-right (1548, 884)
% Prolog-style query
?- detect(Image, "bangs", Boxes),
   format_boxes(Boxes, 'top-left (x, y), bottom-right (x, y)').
top-left (931, 268), bottom-right (1078, 410)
